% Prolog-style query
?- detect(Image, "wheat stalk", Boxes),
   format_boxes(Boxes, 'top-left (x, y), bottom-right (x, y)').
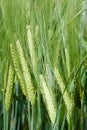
top-left (40, 74), bottom-right (56, 124)
top-left (16, 40), bottom-right (35, 106)
top-left (10, 44), bottom-right (26, 96)
top-left (5, 65), bottom-right (14, 111)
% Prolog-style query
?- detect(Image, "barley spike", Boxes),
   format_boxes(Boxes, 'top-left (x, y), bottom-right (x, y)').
top-left (16, 40), bottom-right (35, 106)
top-left (5, 65), bottom-right (14, 111)
top-left (10, 44), bottom-right (27, 96)
top-left (40, 74), bottom-right (56, 124)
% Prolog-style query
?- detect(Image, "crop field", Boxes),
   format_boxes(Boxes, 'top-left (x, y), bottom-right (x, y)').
top-left (0, 0), bottom-right (87, 130)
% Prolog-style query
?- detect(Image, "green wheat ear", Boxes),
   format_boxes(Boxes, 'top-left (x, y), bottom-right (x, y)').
top-left (25, 0), bottom-right (30, 23)
top-left (40, 74), bottom-right (57, 124)
top-left (5, 65), bottom-right (14, 112)
top-left (65, 48), bottom-right (70, 77)
top-left (54, 68), bottom-right (73, 124)
top-left (10, 44), bottom-right (27, 96)
top-left (26, 25), bottom-right (37, 76)
top-left (16, 40), bottom-right (35, 106)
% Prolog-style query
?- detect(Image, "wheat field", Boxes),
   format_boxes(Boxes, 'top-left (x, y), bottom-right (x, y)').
top-left (0, 0), bottom-right (87, 130)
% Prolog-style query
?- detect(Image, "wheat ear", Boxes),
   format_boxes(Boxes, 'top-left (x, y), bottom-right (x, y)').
top-left (40, 74), bottom-right (56, 124)
top-left (5, 65), bottom-right (14, 111)
top-left (16, 40), bottom-right (35, 106)
top-left (25, 0), bottom-right (30, 23)
top-left (26, 25), bottom-right (37, 76)
top-left (10, 44), bottom-right (26, 96)
top-left (65, 48), bottom-right (70, 77)
top-left (54, 68), bottom-right (73, 123)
